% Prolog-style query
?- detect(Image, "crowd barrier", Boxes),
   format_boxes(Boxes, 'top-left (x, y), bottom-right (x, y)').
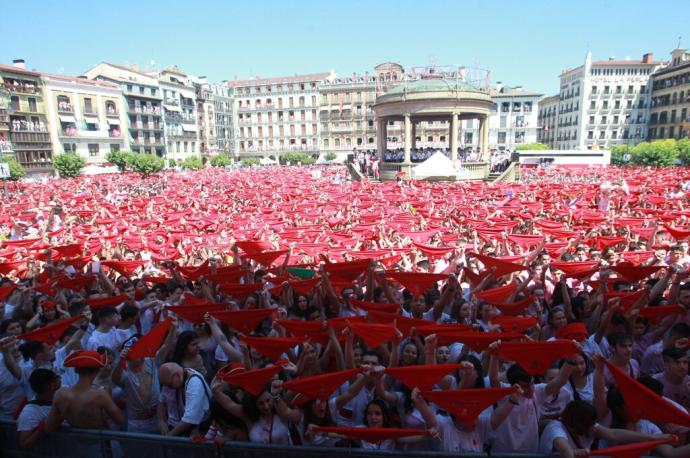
top-left (0, 421), bottom-right (555, 458)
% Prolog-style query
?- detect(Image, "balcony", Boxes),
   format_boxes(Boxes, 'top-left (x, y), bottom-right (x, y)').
top-left (0, 140), bottom-right (13, 153)
top-left (8, 102), bottom-right (42, 114)
top-left (57, 104), bottom-right (74, 114)
top-left (3, 82), bottom-right (41, 95)
top-left (83, 108), bottom-right (98, 117)
top-left (128, 106), bottom-right (162, 116)
top-left (105, 109), bottom-right (119, 117)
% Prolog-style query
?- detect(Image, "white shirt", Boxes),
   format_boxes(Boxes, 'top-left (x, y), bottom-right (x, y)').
top-left (86, 328), bottom-right (124, 353)
top-left (0, 353), bottom-right (24, 421)
top-left (181, 369), bottom-right (211, 425)
top-left (539, 420), bottom-right (595, 454)
top-left (16, 402), bottom-right (51, 431)
top-left (436, 409), bottom-right (493, 452)
top-left (491, 382), bottom-right (548, 453)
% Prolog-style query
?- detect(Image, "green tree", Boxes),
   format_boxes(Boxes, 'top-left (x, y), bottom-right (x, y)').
top-left (1, 157), bottom-right (26, 181)
top-left (210, 154), bottom-right (231, 167)
top-left (324, 152), bottom-right (337, 161)
top-left (53, 153), bottom-right (86, 178)
top-left (515, 142), bottom-right (549, 151)
top-left (106, 151), bottom-right (133, 172)
top-left (181, 156), bottom-right (204, 170)
top-left (241, 158), bottom-right (260, 167)
top-left (281, 151), bottom-right (316, 165)
top-left (609, 144), bottom-right (631, 166)
top-left (677, 138), bottom-right (690, 165)
top-left (128, 153), bottom-right (165, 177)
top-left (631, 139), bottom-right (678, 167)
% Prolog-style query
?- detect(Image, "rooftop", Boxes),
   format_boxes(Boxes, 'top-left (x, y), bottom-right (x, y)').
top-left (42, 73), bottom-right (120, 89)
top-left (0, 63), bottom-right (42, 78)
top-left (490, 87), bottom-right (542, 98)
top-left (385, 77), bottom-right (482, 95)
top-left (227, 72), bottom-right (333, 88)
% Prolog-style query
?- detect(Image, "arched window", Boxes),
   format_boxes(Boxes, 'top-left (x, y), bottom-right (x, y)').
top-left (57, 95), bottom-right (72, 112)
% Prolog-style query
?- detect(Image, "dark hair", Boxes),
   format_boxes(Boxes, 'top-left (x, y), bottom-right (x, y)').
top-left (506, 364), bottom-right (533, 385)
top-left (560, 400), bottom-right (597, 429)
top-left (637, 376), bottom-right (664, 395)
top-left (662, 346), bottom-right (687, 361)
top-left (211, 390), bottom-right (247, 431)
top-left (29, 368), bottom-right (58, 395)
top-left (303, 398), bottom-right (336, 435)
top-left (669, 322), bottom-right (690, 339)
top-left (242, 387), bottom-right (272, 422)
top-left (607, 332), bottom-right (632, 349)
top-left (362, 350), bottom-right (381, 363)
top-left (363, 399), bottom-right (390, 427)
top-left (459, 355), bottom-right (485, 388)
top-left (120, 305), bottom-right (139, 321)
top-left (606, 387), bottom-right (627, 429)
top-left (19, 340), bottom-right (45, 360)
top-left (171, 330), bottom-right (199, 364)
top-left (96, 306), bottom-right (118, 323)
top-left (0, 318), bottom-right (22, 336)
top-left (612, 281), bottom-right (633, 292)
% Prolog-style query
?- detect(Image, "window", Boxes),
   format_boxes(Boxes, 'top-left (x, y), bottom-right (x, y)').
top-left (63, 143), bottom-right (74, 153)
top-left (110, 144), bottom-right (120, 153)
top-left (589, 116), bottom-right (595, 124)
top-left (498, 132), bottom-right (507, 143)
top-left (368, 137), bottom-right (374, 144)
top-left (628, 85), bottom-right (634, 93)
top-left (590, 101), bottom-right (596, 109)
top-left (612, 130), bottom-right (617, 139)
top-left (88, 144), bottom-right (99, 157)
top-left (591, 86), bottom-right (598, 94)
top-left (86, 121), bottom-right (98, 132)
top-left (601, 115), bottom-right (607, 123)
top-left (184, 142), bottom-right (188, 152)
top-left (588, 131), bottom-right (594, 139)
top-left (603, 101), bottom-right (609, 109)
top-left (84, 97), bottom-right (93, 114)
top-left (604, 86), bottom-right (610, 94)
top-left (335, 138), bottom-right (340, 147)
top-left (614, 101), bottom-right (620, 109)
top-left (501, 102), bottom-right (510, 113)
top-left (616, 86), bottom-right (622, 94)
top-left (28, 97), bottom-right (37, 112)
top-left (500, 116), bottom-right (507, 128)
top-left (464, 132), bottom-right (472, 143)
top-left (599, 131), bottom-right (605, 139)
top-left (440, 135), bottom-right (446, 142)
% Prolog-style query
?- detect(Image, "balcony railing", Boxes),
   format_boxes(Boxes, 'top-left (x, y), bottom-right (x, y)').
top-left (0, 140), bottom-right (13, 152)
top-left (10, 123), bottom-right (48, 133)
top-left (3, 82), bottom-right (41, 95)
top-left (105, 109), bottom-right (119, 117)
top-left (57, 104), bottom-right (74, 113)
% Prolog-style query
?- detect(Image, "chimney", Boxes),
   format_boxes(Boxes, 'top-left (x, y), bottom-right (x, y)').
top-left (12, 59), bottom-right (26, 69)
top-left (642, 52), bottom-right (653, 63)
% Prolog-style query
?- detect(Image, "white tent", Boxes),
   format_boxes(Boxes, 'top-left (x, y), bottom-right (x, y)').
top-left (259, 157), bottom-right (278, 165)
top-left (82, 164), bottom-right (119, 175)
top-left (411, 151), bottom-right (461, 180)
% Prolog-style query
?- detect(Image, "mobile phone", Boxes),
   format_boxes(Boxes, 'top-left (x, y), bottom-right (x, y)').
top-left (92, 261), bottom-right (101, 273)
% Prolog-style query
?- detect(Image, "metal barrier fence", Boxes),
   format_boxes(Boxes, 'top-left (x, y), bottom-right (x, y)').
top-left (0, 421), bottom-right (555, 458)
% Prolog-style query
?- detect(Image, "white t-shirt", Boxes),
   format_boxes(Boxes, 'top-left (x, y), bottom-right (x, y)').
top-left (491, 382), bottom-right (548, 453)
top-left (86, 328), bottom-right (124, 353)
top-left (334, 377), bottom-right (376, 427)
top-left (248, 414), bottom-right (291, 444)
top-left (563, 373), bottom-right (595, 404)
top-left (181, 369), bottom-right (211, 425)
top-left (0, 353), bottom-right (24, 421)
top-left (436, 409), bottom-right (493, 453)
top-left (539, 419), bottom-right (595, 454)
top-left (16, 402), bottom-right (51, 431)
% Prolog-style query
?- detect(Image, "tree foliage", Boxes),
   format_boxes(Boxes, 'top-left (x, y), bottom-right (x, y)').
top-left (106, 151), bottom-right (134, 172)
top-left (1, 157), bottom-right (25, 181)
top-left (53, 153), bottom-right (86, 178)
top-left (210, 154), bottom-right (231, 167)
top-left (515, 142), bottom-right (549, 151)
top-left (240, 158), bottom-right (260, 167)
top-left (281, 151), bottom-right (316, 165)
top-left (630, 140), bottom-right (679, 167)
top-left (324, 152), bottom-right (338, 161)
top-left (609, 144), bottom-right (631, 166)
top-left (677, 138), bottom-right (690, 165)
top-left (181, 156), bottom-right (204, 170)
top-left (128, 153), bottom-right (165, 177)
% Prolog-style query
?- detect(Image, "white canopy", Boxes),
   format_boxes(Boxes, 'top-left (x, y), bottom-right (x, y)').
top-left (411, 151), bottom-right (462, 180)
top-left (82, 164), bottom-right (119, 175)
top-left (259, 157), bottom-right (278, 165)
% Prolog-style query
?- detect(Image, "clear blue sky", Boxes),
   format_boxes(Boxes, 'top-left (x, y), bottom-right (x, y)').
top-left (2, 0), bottom-right (687, 95)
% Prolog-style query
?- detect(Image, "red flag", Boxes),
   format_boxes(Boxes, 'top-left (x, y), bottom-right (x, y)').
top-left (312, 426), bottom-right (430, 442)
top-left (664, 225), bottom-right (690, 240)
top-left (86, 294), bottom-right (128, 310)
top-left (241, 336), bottom-right (302, 360)
top-left (386, 271), bottom-right (447, 297)
top-left (603, 360), bottom-right (690, 426)
top-left (550, 261), bottom-right (600, 279)
top-left (475, 282), bottom-right (519, 305)
top-left (243, 250), bottom-right (288, 267)
top-left (167, 303), bottom-right (224, 324)
top-left (433, 331), bottom-right (522, 351)
top-left (609, 265), bottom-right (662, 283)
top-left (282, 368), bottom-right (361, 401)
top-left (385, 364), bottom-right (461, 390)
top-left (412, 243), bottom-right (454, 259)
top-left (127, 317), bottom-right (172, 360)
top-left (52, 243), bottom-right (83, 258)
top-left (210, 308), bottom-right (274, 334)
top-left (491, 315), bottom-right (538, 333)
top-left (101, 260), bottom-right (146, 276)
top-left (507, 234), bottom-right (545, 248)
top-left (218, 283), bottom-right (263, 299)
top-left (587, 438), bottom-right (674, 458)
top-left (494, 295), bottom-right (533, 316)
top-left (349, 322), bottom-right (397, 348)
top-left (324, 259), bottom-right (371, 282)
top-left (637, 304), bottom-right (685, 324)
top-left (471, 253), bottom-right (527, 278)
top-left (555, 322), bottom-right (588, 341)
top-left (495, 340), bottom-right (580, 375)
top-left (0, 284), bottom-right (17, 301)
top-left (351, 299), bottom-right (400, 314)
top-left (366, 310), bottom-right (428, 336)
top-left (0, 260), bottom-right (26, 275)
top-left (462, 267), bottom-right (490, 287)
top-left (276, 319), bottom-right (329, 346)
top-left (421, 387), bottom-right (517, 424)
top-left (223, 365), bottom-right (282, 395)
top-left (18, 315), bottom-right (83, 345)
top-left (235, 240), bottom-right (273, 254)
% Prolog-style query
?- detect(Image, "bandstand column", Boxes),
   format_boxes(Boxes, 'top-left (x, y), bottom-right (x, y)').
top-left (403, 113), bottom-right (411, 163)
top-left (481, 115), bottom-right (490, 159)
top-left (411, 121), bottom-right (417, 150)
top-left (376, 118), bottom-right (386, 155)
top-left (478, 115), bottom-right (488, 159)
top-left (449, 113), bottom-right (458, 162)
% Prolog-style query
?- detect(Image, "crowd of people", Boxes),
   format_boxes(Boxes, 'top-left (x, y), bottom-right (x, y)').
top-left (0, 165), bottom-right (690, 457)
